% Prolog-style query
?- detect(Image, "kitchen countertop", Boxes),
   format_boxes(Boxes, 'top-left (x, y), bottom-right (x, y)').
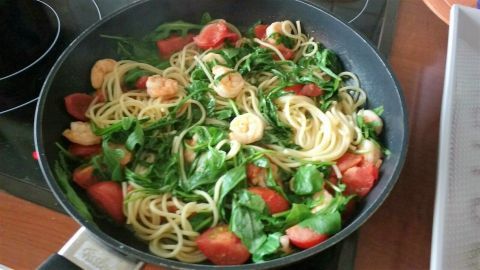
top-left (0, 0), bottom-right (448, 269)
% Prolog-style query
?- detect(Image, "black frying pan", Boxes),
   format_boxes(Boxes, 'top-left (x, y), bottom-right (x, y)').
top-left (34, 0), bottom-right (408, 269)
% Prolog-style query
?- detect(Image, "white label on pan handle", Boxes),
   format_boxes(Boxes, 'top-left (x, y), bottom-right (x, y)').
top-left (59, 227), bottom-right (142, 270)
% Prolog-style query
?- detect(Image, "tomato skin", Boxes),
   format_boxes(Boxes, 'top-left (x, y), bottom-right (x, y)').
top-left (135, 76), bottom-right (149, 89)
top-left (254, 24), bottom-right (268, 39)
top-left (94, 89), bottom-right (105, 103)
top-left (73, 166), bottom-right (98, 189)
top-left (284, 83), bottom-right (323, 97)
top-left (193, 21), bottom-right (239, 49)
top-left (284, 84), bottom-right (304, 94)
top-left (64, 93), bottom-right (94, 121)
top-left (196, 225), bottom-right (250, 265)
top-left (276, 44), bottom-right (294, 60)
top-left (87, 181), bottom-right (125, 224)
top-left (246, 163), bottom-right (266, 186)
top-left (299, 83), bottom-right (324, 97)
top-left (248, 187), bottom-right (290, 214)
top-left (336, 152), bottom-right (363, 173)
top-left (286, 225), bottom-right (329, 249)
top-left (342, 163), bottom-right (379, 197)
top-left (156, 34), bottom-right (194, 58)
top-left (68, 143), bottom-right (101, 158)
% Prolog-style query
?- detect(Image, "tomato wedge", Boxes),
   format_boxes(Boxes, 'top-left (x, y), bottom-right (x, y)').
top-left (87, 181), bottom-right (125, 224)
top-left (284, 84), bottom-right (304, 94)
top-left (299, 83), bottom-right (324, 97)
top-left (342, 163), bottom-right (379, 197)
top-left (248, 187), bottom-right (290, 214)
top-left (254, 24), bottom-right (268, 39)
top-left (156, 34), bottom-right (194, 59)
top-left (68, 143), bottom-right (101, 158)
top-left (284, 83), bottom-right (323, 97)
top-left (196, 225), bottom-right (250, 265)
top-left (135, 75), bottom-right (149, 89)
top-left (286, 225), bottom-right (329, 249)
top-left (336, 152), bottom-right (363, 173)
top-left (73, 165), bottom-right (98, 189)
top-left (193, 21), bottom-right (239, 49)
top-left (276, 44), bottom-right (294, 60)
top-left (64, 93), bottom-right (94, 121)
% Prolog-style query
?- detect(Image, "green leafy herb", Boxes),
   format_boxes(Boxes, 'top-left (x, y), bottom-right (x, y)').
top-left (252, 232), bottom-right (282, 262)
top-left (292, 164), bottom-right (324, 195)
top-left (189, 212), bottom-right (213, 232)
top-left (298, 211), bottom-right (342, 235)
top-left (125, 122), bottom-right (144, 151)
top-left (218, 165), bottom-right (247, 207)
top-left (54, 161), bottom-right (93, 221)
top-left (230, 190), bottom-right (268, 253)
top-left (184, 148), bottom-right (226, 191)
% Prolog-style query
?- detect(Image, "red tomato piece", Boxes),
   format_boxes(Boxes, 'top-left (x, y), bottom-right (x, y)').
top-left (64, 93), bottom-right (94, 121)
top-left (276, 44), bottom-right (295, 60)
top-left (68, 143), bottom-right (102, 158)
top-left (254, 24), bottom-right (268, 39)
top-left (298, 83), bottom-right (324, 97)
top-left (342, 163), bottom-right (379, 197)
top-left (73, 166), bottom-right (98, 189)
top-left (286, 225), bottom-right (329, 249)
top-left (196, 225), bottom-right (250, 265)
top-left (336, 152), bottom-right (363, 172)
top-left (284, 84), bottom-right (304, 94)
top-left (193, 21), bottom-right (239, 49)
top-left (246, 163), bottom-right (267, 186)
top-left (135, 76), bottom-right (149, 89)
top-left (94, 89), bottom-right (105, 103)
top-left (248, 187), bottom-right (290, 214)
top-left (156, 34), bottom-right (194, 59)
top-left (87, 181), bottom-right (125, 224)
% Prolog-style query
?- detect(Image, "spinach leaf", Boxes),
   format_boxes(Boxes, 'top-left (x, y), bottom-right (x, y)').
top-left (292, 164), bottom-right (324, 195)
top-left (252, 232), bottom-right (282, 262)
top-left (218, 165), bottom-right (247, 207)
top-left (230, 191), bottom-right (267, 253)
top-left (184, 148), bottom-right (226, 191)
top-left (284, 203), bottom-right (312, 228)
top-left (298, 211), bottom-right (341, 235)
top-left (189, 212), bottom-right (213, 232)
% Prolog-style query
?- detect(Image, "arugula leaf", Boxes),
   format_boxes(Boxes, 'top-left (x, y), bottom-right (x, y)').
top-left (144, 20), bottom-right (204, 41)
top-left (92, 117), bottom-right (136, 136)
top-left (292, 164), bottom-right (324, 195)
top-left (252, 232), bottom-right (282, 262)
top-left (298, 211), bottom-right (341, 235)
top-left (200, 12), bottom-right (212, 25)
top-left (125, 122), bottom-right (144, 151)
top-left (54, 161), bottom-right (93, 221)
top-left (187, 126), bottom-right (226, 151)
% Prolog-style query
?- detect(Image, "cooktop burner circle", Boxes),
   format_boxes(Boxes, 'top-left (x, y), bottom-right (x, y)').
top-left (0, 0), bottom-right (59, 80)
top-left (0, 0), bottom-right (101, 114)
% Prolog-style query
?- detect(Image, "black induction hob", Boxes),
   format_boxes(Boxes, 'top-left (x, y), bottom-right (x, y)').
top-left (0, 0), bottom-right (400, 269)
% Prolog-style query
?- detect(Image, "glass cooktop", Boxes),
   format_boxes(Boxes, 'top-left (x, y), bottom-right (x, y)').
top-left (0, 0), bottom-right (400, 269)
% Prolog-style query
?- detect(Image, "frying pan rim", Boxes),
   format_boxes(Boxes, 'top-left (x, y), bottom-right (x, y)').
top-left (34, 0), bottom-right (408, 269)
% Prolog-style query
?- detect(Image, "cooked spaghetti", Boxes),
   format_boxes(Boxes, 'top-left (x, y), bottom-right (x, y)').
top-left (56, 17), bottom-right (386, 265)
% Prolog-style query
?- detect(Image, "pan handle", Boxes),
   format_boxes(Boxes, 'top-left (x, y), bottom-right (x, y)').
top-left (36, 227), bottom-right (143, 270)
